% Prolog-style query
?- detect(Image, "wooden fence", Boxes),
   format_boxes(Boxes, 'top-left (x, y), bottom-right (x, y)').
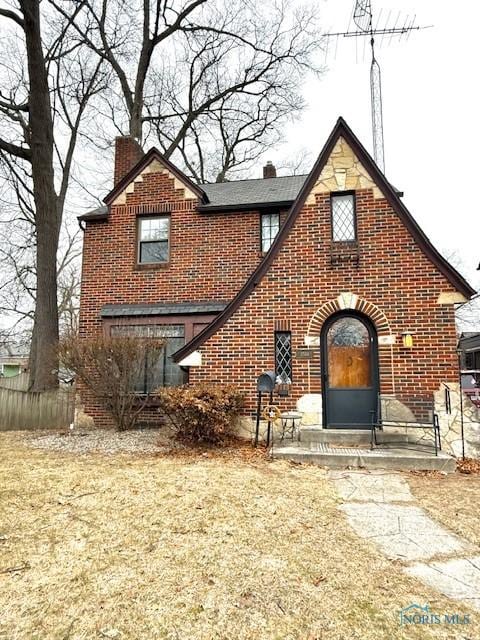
top-left (0, 386), bottom-right (75, 431)
top-left (0, 371), bottom-right (29, 391)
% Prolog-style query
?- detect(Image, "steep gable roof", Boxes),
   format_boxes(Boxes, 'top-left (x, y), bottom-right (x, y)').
top-left (174, 116), bottom-right (475, 363)
top-left (103, 147), bottom-right (209, 206)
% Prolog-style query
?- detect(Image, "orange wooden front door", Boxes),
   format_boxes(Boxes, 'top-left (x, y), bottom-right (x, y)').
top-left (322, 314), bottom-right (378, 428)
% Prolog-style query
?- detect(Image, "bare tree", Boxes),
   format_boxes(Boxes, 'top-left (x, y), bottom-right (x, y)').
top-left (442, 251), bottom-right (480, 331)
top-left (53, 0), bottom-right (324, 181)
top-left (0, 1), bottom-right (105, 390)
top-left (0, 213), bottom-right (83, 343)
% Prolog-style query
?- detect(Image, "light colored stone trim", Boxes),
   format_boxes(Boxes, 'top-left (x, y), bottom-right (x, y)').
top-left (437, 291), bottom-right (468, 305)
top-left (112, 157), bottom-right (198, 205)
top-left (305, 137), bottom-right (384, 204)
top-left (306, 292), bottom-right (392, 338)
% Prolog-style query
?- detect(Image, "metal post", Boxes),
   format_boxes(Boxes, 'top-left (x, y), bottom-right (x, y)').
top-left (254, 391), bottom-right (262, 448)
top-left (266, 389), bottom-right (273, 447)
top-left (458, 352), bottom-right (465, 460)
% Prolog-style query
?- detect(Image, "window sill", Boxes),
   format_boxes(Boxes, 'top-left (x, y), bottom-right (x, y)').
top-left (331, 240), bottom-right (358, 247)
top-left (132, 393), bottom-right (163, 407)
top-left (329, 241), bottom-right (360, 266)
top-left (134, 262), bottom-right (170, 272)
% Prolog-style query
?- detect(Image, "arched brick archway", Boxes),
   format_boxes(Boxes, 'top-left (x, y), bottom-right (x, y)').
top-left (306, 292), bottom-right (392, 339)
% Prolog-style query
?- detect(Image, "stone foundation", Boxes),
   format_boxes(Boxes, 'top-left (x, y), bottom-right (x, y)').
top-left (296, 394), bottom-right (322, 426)
top-left (73, 395), bottom-right (95, 430)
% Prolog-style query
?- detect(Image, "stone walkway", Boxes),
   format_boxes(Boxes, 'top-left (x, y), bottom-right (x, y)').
top-left (329, 469), bottom-right (480, 612)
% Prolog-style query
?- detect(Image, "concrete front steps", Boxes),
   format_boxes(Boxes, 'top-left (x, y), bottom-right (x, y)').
top-left (273, 427), bottom-right (456, 473)
top-left (300, 427), bottom-right (410, 446)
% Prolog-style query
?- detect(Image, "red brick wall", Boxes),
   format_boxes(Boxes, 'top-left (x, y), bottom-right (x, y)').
top-left (79, 165), bottom-right (271, 426)
top-left (79, 170), bottom-right (268, 340)
top-left (79, 157), bottom-right (460, 428)
top-left (113, 137), bottom-right (144, 185)
top-left (189, 188), bottom-right (459, 417)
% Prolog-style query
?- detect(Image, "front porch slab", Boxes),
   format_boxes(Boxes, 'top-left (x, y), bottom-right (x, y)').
top-left (272, 442), bottom-right (456, 473)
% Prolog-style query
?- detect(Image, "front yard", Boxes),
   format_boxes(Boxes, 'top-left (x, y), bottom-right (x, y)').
top-left (0, 431), bottom-right (476, 639)
top-left (409, 470), bottom-right (480, 549)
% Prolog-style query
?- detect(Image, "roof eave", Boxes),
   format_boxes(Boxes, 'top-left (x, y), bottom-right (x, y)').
top-left (78, 212), bottom-right (108, 222)
top-left (197, 200), bottom-right (294, 213)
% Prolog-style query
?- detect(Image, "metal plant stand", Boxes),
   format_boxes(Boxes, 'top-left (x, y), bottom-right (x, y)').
top-left (278, 412), bottom-right (302, 442)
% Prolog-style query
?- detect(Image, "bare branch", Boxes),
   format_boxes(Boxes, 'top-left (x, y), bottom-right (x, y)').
top-left (0, 7), bottom-right (25, 28)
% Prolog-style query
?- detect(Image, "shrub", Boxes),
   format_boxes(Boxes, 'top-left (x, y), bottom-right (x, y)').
top-left (59, 334), bottom-right (165, 431)
top-left (156, 383), bottom-right (245, 445)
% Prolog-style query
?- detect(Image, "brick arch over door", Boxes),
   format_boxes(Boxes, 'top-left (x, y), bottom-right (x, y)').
top-left (306, 293), bottom-right (392, 339)
top-left (306, 293), bottom-right (395, 395)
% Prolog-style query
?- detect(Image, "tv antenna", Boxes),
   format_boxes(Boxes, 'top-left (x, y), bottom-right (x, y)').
top-left (325, 1), bottom-right (432, 174)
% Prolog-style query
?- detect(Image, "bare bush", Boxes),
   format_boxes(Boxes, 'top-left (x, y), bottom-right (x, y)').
top-left (59, 334), bottom-right (165, 431)
top-left (157, 383), bottom-right (245, 445)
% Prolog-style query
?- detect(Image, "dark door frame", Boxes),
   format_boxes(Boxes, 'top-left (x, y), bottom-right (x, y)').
top-left (320, 310), bottom-right (379, 429)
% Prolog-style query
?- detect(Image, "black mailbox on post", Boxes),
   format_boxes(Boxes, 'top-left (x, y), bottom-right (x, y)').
top-left (257, 371), bottom-right (276, 393)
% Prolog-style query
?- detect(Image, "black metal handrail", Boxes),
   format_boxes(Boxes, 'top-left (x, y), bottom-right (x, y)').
top-left (370, 394), bottom-right (440, 456)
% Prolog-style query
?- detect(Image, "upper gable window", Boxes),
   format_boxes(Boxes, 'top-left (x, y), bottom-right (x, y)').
top-left (261, 212), bottom-right (280, 252)
top-left (331, 193), bottom-right (356, 242)
top-left (138, 216), bottom-right (170, 264)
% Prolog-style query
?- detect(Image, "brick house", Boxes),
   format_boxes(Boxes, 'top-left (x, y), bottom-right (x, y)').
top-left (78, 117), bottom-right (475, 433)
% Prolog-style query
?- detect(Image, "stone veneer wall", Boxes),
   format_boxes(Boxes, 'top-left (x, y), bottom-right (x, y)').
top-left (434, 383), bottom-right (480, 457)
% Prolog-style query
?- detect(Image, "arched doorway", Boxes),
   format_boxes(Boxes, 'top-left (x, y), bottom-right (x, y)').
top-left (321, 312), bottom-right (379, 428)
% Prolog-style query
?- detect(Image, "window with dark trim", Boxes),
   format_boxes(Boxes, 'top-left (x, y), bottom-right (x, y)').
top-left (138, 216), bottom-right (170, 264)
top-left (261, 212), bottom-right (280, 252)
top-left (331, 193), bottom-right (356, 242)
top-left (110, 324), bottom-right (185, 391)
top-left (465, 352), bottom-right (475, 370)
top-left (275, 331), bottom-right (292, 384)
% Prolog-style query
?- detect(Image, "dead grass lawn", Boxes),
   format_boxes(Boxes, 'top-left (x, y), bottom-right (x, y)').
top-left (0, 432), bottom-right (477, 640)
top-left (408, 470), bottom-right (480, 549)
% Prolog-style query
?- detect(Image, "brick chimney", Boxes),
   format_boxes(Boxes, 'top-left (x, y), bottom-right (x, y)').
top-left (114, 136), bottom-right (144, 185)
top-left (263, 160), bottom-right (277, 179)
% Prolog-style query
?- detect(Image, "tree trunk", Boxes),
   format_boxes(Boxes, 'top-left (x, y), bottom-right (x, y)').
top-left (21, 0), bottom-right (60, 391)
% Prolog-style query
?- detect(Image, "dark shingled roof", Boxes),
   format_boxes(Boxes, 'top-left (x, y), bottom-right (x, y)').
top-left (199, 175), bottom-right (307, 211)
top-left (459, 333), bottom-right (480, 351)
top-left (78, 175), bottom-right (308, 221)
top-left (79, 172), bottom-right (404, 221)
top-left (101, 302), bottom-right (228, 317)
top-left (79, 205), bottom-right (108, 221)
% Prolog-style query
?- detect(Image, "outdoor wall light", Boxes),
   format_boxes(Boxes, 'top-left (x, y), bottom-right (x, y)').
top-left (401, 331), bottom-right (414, 348)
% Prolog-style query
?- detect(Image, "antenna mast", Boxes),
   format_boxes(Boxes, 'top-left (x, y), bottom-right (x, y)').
top-left (326, 1), bottom-right (431, 174)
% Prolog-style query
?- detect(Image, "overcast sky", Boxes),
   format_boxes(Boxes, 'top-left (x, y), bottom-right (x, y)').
top-left (281, 0), bottom-right (479, 292)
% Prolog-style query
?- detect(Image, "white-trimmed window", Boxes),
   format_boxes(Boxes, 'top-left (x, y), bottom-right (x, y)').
top-left (261, 212), bottom-right (280, 252)
top-left (331, 193), bottom-right (356, 242)
top-left (138, 216), bottom-right (170, 264)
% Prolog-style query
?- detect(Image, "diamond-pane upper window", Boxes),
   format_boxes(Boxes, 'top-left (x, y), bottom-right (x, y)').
top-left (331, 193), bottom-right (356, 242)
top-left (275, 331), bottom-right (292, 384)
